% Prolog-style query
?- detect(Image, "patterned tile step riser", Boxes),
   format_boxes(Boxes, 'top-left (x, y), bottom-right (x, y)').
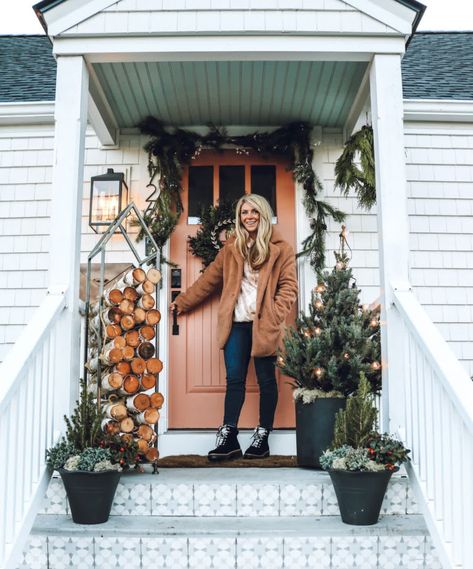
top-left (18, 534), bottom-right (441, 569)
top-left (41, 477), bottom-right (418, 517)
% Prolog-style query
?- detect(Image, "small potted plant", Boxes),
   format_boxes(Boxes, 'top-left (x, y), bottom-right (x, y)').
top-left (320, 373), bottom-right (410, 525)
top-left (46, 379), bottom-right (139, 524)
top-left (277, 247), bottom-right (381, 467)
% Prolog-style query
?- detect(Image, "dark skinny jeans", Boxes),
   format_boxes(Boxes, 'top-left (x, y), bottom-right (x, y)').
top-left (223, 321), bottom-right (278, 430)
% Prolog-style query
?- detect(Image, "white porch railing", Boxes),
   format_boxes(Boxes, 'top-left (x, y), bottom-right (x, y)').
top-left (0, 290), bottom-right (67, 569)
top-left (393, 288), bottom-right (473, 569)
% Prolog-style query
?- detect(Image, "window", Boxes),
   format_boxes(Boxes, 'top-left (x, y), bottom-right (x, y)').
top-left (219, 165), bottom-right (245, 207)
top-left (188, 166), bottom-right (213, 222)
top-left (251, 165), bottom-right (277, 215)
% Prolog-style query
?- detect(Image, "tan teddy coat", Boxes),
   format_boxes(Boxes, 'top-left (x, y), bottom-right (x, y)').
top-left (174, 228), bottom-right (298, 357)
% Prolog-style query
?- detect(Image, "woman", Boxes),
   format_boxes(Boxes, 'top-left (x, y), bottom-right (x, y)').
top-left (171, 194), bottom-right (298, 461)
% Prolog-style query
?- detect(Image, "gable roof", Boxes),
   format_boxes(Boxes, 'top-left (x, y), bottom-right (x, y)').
top-left (1, 32), bottom-right (472, 106)
top-left (402, 32), bottom-right (473, 100)
top-left (0, 35), bottom-right (56, 103)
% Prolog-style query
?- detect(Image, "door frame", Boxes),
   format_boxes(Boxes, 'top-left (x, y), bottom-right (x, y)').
top-left (154, 127), bottom-right (322, 455)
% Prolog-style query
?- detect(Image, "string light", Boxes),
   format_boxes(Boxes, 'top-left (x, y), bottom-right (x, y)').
top-left (314, 367), bottom-right (324, 377)
top-left (314, 300), bottom-right (323, 310)
top-left (316, 284), bottom-right (325, 293)
top-left (335, 261), bottom-right (344, 270)
top-left (370, 318), bottom-right (378, 327)
top-left (343, 352), bottom-right (350, 360)
top-left (371, 361), bottom-right (381, 370)
top-left (303, 329), bottom-right (311, 338)
top-left (277, 356), bottom-right (285, 367)
top-left (314, 327), bottom-right (321, 335)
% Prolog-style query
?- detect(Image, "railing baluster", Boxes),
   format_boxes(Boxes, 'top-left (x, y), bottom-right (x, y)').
top-left (392, 288), bottom-right (473, 569)
top-left (0, 292), bottom-right (66, 569)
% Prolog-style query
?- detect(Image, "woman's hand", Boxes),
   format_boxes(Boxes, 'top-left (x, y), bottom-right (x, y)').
top-left (169, 302), bottom-right (181, 315)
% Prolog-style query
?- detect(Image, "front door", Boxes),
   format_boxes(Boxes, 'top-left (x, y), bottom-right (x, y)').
top-left (169, 150), bottom-right (296, 428)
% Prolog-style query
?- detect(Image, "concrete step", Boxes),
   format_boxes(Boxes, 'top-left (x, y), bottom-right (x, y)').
top-left (19, 514), bottom-right (441, 568)
top-left (40, 467), bottom-right (419, 518)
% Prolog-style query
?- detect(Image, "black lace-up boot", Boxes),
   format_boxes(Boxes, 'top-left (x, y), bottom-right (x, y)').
top-left (243, 426), bottom-right (270, 459)
top-left (208, 425), bottom-right (242, 462)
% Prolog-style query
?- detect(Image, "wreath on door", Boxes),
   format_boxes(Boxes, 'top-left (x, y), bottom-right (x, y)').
top-left (188, 202), bottom-right (235, 268)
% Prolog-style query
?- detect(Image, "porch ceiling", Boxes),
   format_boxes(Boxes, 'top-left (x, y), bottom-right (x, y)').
top-left (92, 60), bottom-right (367, 128)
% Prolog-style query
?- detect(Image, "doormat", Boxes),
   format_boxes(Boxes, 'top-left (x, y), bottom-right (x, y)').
top-left (156, 454), bottom-right (298, 468)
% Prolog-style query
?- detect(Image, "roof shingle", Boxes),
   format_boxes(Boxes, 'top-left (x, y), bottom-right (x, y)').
top-left (0, 35), bottom-right (56, 103)
top-left (402, 32), bottom-right (473, 100)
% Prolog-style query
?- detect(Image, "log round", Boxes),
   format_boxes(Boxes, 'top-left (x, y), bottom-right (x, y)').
top-left (120, 314), bottom-right (135, 331)
top-left (150, 392), bottom-right (165, 409)
top-left (119, 299), bottom-right (135, 315)
top-left (124, 286), bottom-right (139, 302)
top-left (105, 324), bottom-right (122, 339)
top-left (145, 447), bottom-right (159, 462)
top-left (146, 268), bottom-right (162, 285)
top-left (120, 374), bottom-right (140, 395)
top-left (136, 280), bottom-right (155, 295)
top-left (131, 357), bottom-right (146, 375)
top-left (106, 289), bottom-right (124, 306)
top-left (101, 347), bottom-right (123, 365)
top-left (137, 342), bottom-right (155, 360)
top-left (125, 329), bottom-right (140, 347)
top-left (146, 358), bottom-right (163, 374)
top-left (137, 438), bottom-right (150, 452)
top-left (112, 336), bottom-right (126, 349)
top-left (137, 424), bottom-right (155, 441)
top-left (133, 307), bottom-right (146, 324)
top-left (136, 407), bottom-right (160, 425)
top-left (137, 294), bottom-right (155, 310)
top-left (120, 417), bottom-right (135, 433)
top-left (104, 402), bottom-right (128, 421)
top-left (115, 361), bottom-right (131, 375)
top-left (101, 372), bottom-right (123, 391)
top-left (122, 346), bottom-right (135, 361)
top-left (141, 374), bottom-right (156, 390)
top-left (120, 433), bottom-right (134, 445)
top-left (126, 393), bottom-right (150, 412)
top-left (145, 309), bottom-right (161, 326)
top-left (103, 307), bottom-right (123, 325)
top-left (139, 325), bottom-right (155, 341)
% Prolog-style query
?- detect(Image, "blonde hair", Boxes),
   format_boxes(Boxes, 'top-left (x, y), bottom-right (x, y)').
top-left (234, 194), bottom-right (273, 270)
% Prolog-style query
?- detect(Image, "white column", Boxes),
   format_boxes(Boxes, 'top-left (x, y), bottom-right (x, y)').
top-left (369, 54), bottom-right (410, 434)
top-left (49, 56), bottom-right (89, 414)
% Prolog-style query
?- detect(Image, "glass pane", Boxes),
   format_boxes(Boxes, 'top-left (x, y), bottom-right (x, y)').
top-left (188, 166), bottom-right (213, 218)
top-left (219, 165), bottom-right (245, 207)
top-left (251, 165), bottom-right (277, 215)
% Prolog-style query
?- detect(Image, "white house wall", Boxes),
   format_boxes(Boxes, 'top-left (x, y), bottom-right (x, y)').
top-left (405, 122), bottom-right (473, 374)
top-left (2, 122), bottom-right (473, 378)
top-left (61, 0), bottom-right (399, 36)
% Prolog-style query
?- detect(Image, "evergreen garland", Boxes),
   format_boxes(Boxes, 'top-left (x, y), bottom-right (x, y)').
top-left (335, 125), bottom-right (376, 210)
top-left (277, 249), bottom-right (381, 398)
top-left (188, 202), bottom-right (235, 268)
top-left (138, 117), bottom-right (345, 271)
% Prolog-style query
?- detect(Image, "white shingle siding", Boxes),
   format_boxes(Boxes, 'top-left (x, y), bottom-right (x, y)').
top-left (0, 126), bottom-right (54, 361)
top-left (406, 122), bottom-right (473, 376)
top-left (62, 0), bottom-right (397, 36)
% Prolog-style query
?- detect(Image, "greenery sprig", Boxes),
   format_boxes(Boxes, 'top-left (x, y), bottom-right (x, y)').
top-left (335, 125), bottom-right (376, 210)
top-left (138, 117), bottom-right (345, 271)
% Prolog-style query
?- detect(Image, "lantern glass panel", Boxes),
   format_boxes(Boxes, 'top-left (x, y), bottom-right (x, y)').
top-left (91, 180), bottom-right (120, 225)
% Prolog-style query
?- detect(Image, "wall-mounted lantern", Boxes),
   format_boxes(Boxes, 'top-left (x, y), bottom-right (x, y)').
top-left (89, 168), bottom-right (129, 232)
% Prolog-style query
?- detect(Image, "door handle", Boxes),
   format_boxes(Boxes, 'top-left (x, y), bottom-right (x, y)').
top-left (172, 308), bottom-right (179, 336)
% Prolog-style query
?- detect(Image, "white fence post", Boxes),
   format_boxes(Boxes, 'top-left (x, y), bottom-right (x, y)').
top-left (369, 54), bottom-right (410, 435)
top-left (49, 56), bottom-right (89, 420)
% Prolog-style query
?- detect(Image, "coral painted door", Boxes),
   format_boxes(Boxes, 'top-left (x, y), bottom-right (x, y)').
top-left (169, 150), bottom-right (296, 428)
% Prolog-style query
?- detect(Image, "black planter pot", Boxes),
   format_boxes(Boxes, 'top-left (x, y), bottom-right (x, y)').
top-left (59, 469), bottom-right (121, 524)
top-left (295, 397), bottom-right (346, 468)
top-left (328, 468), bottom-right (396, 525)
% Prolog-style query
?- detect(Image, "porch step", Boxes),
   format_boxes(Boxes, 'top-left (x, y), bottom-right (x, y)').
top-left (20, 514), bottom-right (440, 568)
top-left (18, 468), bottom-right (441, 568)
top-left (40, 467), bottom-right (420, 518)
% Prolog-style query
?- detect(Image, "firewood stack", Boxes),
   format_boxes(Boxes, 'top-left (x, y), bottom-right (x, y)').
top-left (86, 265), bottom-right (164, 463)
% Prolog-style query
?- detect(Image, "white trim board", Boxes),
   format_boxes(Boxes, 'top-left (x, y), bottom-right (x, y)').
top-left (158, 430), bottom-right (297, 458)
top-left (404, 99), bottom-right (473, 123)
top-left (0, 102), bottom-right (55, 125)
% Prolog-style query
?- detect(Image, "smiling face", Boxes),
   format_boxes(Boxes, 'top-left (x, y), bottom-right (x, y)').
top-left (240, 201), bottom-right (260, 236)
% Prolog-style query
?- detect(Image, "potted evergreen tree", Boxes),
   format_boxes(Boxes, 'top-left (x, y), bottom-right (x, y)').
top-left (320, 373), bottom-right (410, 525)
top-left (46, 379), bottom-right (139, 524)
top-left (277, 248), bottom-right (381, 467)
